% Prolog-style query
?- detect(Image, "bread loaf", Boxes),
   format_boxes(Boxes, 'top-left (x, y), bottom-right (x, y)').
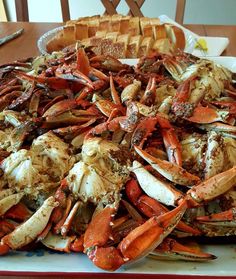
top-left (46, 15), bottom-right (186, 58)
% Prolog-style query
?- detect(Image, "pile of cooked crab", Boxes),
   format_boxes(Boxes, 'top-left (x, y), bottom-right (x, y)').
top-left (0, 45), bottom-right (236, 271)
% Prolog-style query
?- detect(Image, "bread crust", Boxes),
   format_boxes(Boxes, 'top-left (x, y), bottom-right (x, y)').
top-left (46, 15), bottom-right (186, 58)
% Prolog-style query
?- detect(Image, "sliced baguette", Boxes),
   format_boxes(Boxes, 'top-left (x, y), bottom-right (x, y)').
top-left (140, 17), bottom-right (150, 35)
top-left (120, 18), bottom-right (130, 34)
top-left (149, 17), bottom-right (161, 25)
top-left (129, 17), bottom-right (140, 35)
top-left (75, 23), bottom-right (88, 40)
top-left (105, 32), bottom-right (119, 43)
top-left (138, 36), bottom-right (154, 57)
top-left (143, 24), bottom-right (153, 37)
top-left (127, 35), bottom-right (142, 58)
top-left (152, 38), bottom-right (173, 54)
top-left (165, 24), bottom-right (186, 50)
top-left (152, 24), bottom-right (167, 40)
top-left (101, 38), bottom-right (114, 56)
top-left (117, 34), bottom-right (130, 57)
top-left (63, 25), bottom-right (75, 42)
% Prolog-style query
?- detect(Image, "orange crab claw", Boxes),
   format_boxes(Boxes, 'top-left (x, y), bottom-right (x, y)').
top-left (150, 237), bottom-right (216, 261)
top-left (76, 47), bottom-right (90, 76)
top-left (42, 99), bottom-right (78, 118)
top-left (110, 75), bottom-right (121, 105)
top-left (156, 115), bottom-right (182, 166)
top-left (16, 71), bottom-right (84, 91)
top-left (125, 179), bottom-right (201, 236)
top-left (196, 207), bottom-right (236, 222)
top-left (84, 206), bottom-right (124, 271)
top-left (187, 105), bottom-right (229, 124)
top-left (140, 76), bottom-right (156, 105)
top-left (84, 207), bottom-right (116, 249)
top-left (70, 235), bottom-right (84, 252)
top-left (118, 200), bottom-right (187, 261)
top-left (76, 79), bottom-right (108, 101)
top-left (131, 116), bottom-right (158, 147)
top-left (87, 246), bottom-right (125, 271)
top-left (134, 145), bottom-right (200, 186)
top-left (186, 166), bottom-right (236, 206)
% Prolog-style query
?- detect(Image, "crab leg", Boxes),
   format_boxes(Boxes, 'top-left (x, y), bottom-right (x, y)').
top-left (110, 75), bottom-right (121, 105)
top-left (149, 238), bottom-right (216, 261)
top-left (187, 166), bottom-right (236, 206)
top-left (61, 201), bottom-right (82, 236)
top-left (156, 115), bottom-right (182, 166)
top-left (187, 105), bottom-right (229, 124)
top-left (197, 122), bottom-right (236, 133)
top-left (84, 201), bottom-right (187, 271)
top-left (118, 200), bottom-right (187, 261)
top-left (196, 207), bottom-right (236, 222)
top-left (125, 179), bottom-right (201, 236)
top-left (2, 196), bottom-right (58, 250)
top-left (140, 76), bottom-right (156, 105)
top-left (204, 131), bottom-right (224, 179)
top-left (131, 161), bottom-right (183, 206)
top-left (134, 146), bottom-right (200, 186)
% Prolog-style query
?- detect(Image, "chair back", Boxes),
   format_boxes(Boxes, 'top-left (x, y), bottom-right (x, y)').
top-left (14, 0), bottom-right (186, 24)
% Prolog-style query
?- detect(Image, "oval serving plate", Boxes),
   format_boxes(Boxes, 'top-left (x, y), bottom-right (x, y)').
top-left (37, 26), bottom-right (63, 55)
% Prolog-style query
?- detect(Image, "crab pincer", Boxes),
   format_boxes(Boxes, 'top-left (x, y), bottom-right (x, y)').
top-left (83, 201), bottom-right (187, 271)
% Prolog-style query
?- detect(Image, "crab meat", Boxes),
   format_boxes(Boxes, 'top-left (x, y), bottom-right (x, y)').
top-left (66, 137), bottom-right (131, 205)
top-left (0, 131), bottom-right (75, 199)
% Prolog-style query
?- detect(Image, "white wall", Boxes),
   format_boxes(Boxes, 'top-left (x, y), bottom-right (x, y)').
top-left (5, 0), bottom-right (236, 25)
top-left (184, 0), bottom-right (236, 25)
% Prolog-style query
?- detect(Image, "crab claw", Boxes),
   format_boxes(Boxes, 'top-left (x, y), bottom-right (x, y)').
top-left (131, 116), bottom-right (158, 148)
top-left (84, 206), bottom-right (125, 271)
top-left (187, 166), bottom-right (236, 206)
top-left (149, 238), bottom-right (216, 262)
top-left (16, 71), bottom-right (83, 91)
top-left (187, 105), bottom-right (229, 124)
top-left (125, 179), bottom-right (201, 236)
top-left (76, 47), bottom-right (90, 76)
top-left (140, 76), bottom-right (156, 105)
top-left (2, 196), bottom-right (58, 250)
top-left (131, 160), bottom-right (183, 206)
top-left (118, 200), bottom-right (187, 261)
top-left (87, 246), bottom-right (125, 271)
top-left (196, 207), bottom-right (236, 222)
top-left (134, 146), bottom-right (200, 186)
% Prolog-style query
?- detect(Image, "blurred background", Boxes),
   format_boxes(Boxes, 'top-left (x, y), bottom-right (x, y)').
top-left (3, 0), bottom-right (236, 24)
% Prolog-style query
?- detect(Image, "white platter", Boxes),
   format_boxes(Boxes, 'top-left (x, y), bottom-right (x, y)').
top-left (1, 243), bottom-right (236, 277)
top-left (1, 56), bottom-right (236, 278)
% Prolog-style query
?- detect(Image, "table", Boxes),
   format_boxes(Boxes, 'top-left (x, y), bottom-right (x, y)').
top-left (1, 22), bottom-right (236, 64)
top-left (0, 22), bottom-right (236, 279)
